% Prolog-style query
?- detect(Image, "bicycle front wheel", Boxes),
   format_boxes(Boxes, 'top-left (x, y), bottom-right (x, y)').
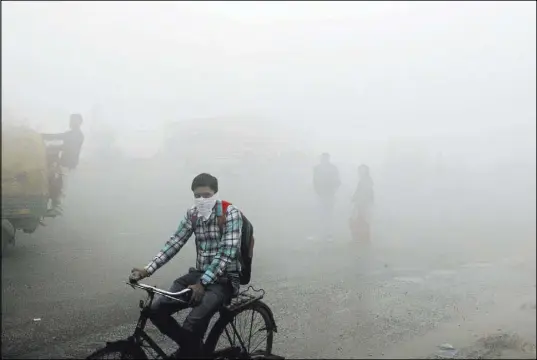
top-left (86, 340), bottom-right (148, 360)
top-left (205, 302), bottom-right (274, 359)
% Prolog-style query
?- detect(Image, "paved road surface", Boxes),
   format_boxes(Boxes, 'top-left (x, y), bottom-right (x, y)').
top-left (2, 212), bottom-right (535, 359)
top-left (2, 168), bottom-right (536, 359)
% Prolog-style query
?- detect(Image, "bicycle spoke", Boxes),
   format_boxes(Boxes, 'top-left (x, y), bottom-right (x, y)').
top-left (249, 333), bottom-right (269, 353)
top-left (224, 326), bottom-right (235, 346)
top-left (214, 308), bottom-right (270, 354)
top-left (248, 308), bottom-right (255, 351)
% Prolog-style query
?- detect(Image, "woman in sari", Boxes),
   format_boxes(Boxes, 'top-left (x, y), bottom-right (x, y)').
top-left (350, 164), bottom-right (374, 242)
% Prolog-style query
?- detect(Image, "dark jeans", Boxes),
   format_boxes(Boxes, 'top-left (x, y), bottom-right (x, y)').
top-left (149, 270), bottom-right (232, 356)
top-left (317, 193), bottom-right (336, 237)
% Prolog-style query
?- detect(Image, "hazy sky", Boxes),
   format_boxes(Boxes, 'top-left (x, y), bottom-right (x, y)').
top-left (2, 1), bottom-right (535, 141)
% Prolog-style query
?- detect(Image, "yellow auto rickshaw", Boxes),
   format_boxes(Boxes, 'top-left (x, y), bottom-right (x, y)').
top-left (1, 125), bottom-right (58, 254)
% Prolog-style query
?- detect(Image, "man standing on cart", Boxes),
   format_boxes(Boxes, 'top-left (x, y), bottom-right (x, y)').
top-left (42, 113), bottom-right (84, 214)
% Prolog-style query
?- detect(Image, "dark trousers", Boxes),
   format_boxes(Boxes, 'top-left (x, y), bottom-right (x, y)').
top-left (149, 270), bottom-right (232, 356)
top-left (317, 193), bottom-right (336, 237)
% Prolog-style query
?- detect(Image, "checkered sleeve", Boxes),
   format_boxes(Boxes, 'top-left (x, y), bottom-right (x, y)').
top-left (144, 209), bottom-right (195, 275)
top-left (200, 206), bottom-right (242, 285)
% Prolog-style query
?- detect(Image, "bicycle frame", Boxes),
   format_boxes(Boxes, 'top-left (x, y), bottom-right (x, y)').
top-left (127, 288), bottom-right (250, 359)
top-left (215, 325), bottom-right (248, 359)
top-left (129, 291), bottom-right (169, 359)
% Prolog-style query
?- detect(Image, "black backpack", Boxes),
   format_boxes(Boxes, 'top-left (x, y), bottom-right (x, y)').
top-left (191, 200), bottom-right (255, 285)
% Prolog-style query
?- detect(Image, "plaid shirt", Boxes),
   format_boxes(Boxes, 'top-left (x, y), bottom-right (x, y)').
top-left (145, 202), bottom-right (243, 287)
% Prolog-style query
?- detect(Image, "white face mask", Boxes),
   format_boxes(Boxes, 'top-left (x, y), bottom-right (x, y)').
top-left (194, 195), bottom-right (217, 220)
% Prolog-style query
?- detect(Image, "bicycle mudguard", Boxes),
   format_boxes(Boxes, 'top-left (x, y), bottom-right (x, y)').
top-left (224, 299), bottom-right (278, 333)
top-left (255, 300), bottom-right (278, 333)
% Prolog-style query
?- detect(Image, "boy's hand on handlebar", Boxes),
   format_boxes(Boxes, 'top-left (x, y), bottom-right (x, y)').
top-left (129, 268), bottom-right (149, 283)
top-left (188, 283), bottom-right (205, 305)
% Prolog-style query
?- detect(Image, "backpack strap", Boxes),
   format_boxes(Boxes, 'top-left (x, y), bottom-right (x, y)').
top-left (217, 200), bottom-right (231, 233)
top-left (190, 212), bottom-right (198, 229)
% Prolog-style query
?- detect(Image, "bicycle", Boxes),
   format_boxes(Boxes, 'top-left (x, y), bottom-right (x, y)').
top-left (86, 281), bottom-right (284, 359)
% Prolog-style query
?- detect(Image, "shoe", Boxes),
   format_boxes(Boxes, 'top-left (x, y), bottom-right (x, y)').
top-left (170, 347), bottom-right (203, 359)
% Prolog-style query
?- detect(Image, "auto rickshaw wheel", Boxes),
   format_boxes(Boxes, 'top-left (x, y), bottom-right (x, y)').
top-left (1, 220), bottom-right (16, 256)
top-left (2, 228), bottom-right (10, 256)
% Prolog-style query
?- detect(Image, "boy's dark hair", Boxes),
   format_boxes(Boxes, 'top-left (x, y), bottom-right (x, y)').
top-left (191, 173), bottom-right (218, 193)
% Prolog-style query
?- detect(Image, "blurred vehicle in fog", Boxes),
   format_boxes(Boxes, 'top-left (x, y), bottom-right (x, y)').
top-left (1, 125), bottom-right (60, 254)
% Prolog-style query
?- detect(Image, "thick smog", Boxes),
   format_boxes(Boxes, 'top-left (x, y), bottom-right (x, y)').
top-left (1, 2), bottom-right (536, 359)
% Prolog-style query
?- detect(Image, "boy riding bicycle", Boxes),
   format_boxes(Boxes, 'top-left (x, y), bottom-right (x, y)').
top-left (130, 173), bottom-right (243, 358)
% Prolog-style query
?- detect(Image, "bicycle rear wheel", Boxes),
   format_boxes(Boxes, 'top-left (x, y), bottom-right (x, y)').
top-left (205, 302), bottom-right (274, 359)
top-left (86, 340), bottom-right (148, 360)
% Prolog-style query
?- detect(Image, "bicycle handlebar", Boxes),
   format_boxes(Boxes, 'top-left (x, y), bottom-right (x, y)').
top-left (126, 281), bottom-right (192, 303)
